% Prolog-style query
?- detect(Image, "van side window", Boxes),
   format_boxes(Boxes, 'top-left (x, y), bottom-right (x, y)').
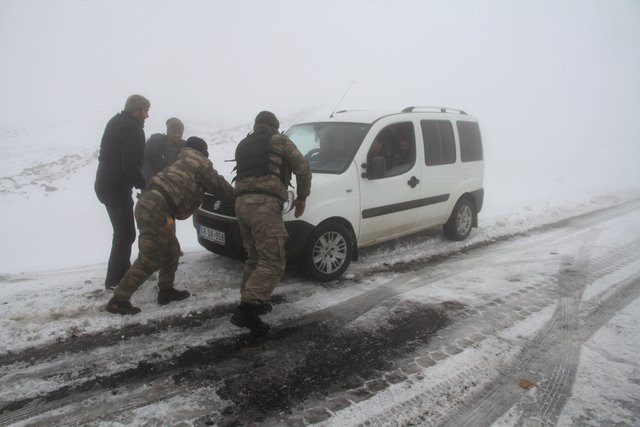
top-left (457, 121), bottom-right (483, 162)
top-left (367, 122), bottom-right (416, 178)
top-left (421, 120), bottom-right (456, 166)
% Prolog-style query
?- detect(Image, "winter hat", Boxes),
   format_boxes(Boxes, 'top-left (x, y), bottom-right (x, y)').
top-left (124, 94), bottom-right (150, 113)
top-left (166, 117), bottom-right (184, 134)
top-left (185, 136), bottom-right (209, 158)
top-left (254, 110), bottom-right (279, 131)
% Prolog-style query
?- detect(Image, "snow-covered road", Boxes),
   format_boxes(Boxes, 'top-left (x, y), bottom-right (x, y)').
top-left (1, 197), bottom-right (639, 426)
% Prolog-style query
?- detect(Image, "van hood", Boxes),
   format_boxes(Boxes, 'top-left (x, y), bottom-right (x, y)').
top-left (291, 170), bottom-right (352, 195)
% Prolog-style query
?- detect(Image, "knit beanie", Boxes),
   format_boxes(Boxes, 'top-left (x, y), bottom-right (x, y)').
top-left (185, 136), bottom-right (209, 158)
top-left (254, 110), bottom-right (280, 131)
top-left (124, 94), bottom-right (150, 113)
top-left (166, 117), bottom-right (184, 134)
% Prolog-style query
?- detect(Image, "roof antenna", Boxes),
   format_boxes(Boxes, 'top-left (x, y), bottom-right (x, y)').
top-left (330, 81), bottom-right (355, 118)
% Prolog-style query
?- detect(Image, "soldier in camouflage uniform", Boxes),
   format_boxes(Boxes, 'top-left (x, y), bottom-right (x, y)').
top-left (230, 111), bottom-right (311, 335)
top-left (106, 137), bottom-right (234, 315)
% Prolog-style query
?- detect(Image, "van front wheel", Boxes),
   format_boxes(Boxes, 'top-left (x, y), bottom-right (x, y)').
top-left (303, 221), bottom-right (353, 282)
top-left (443, 198), bottom-right (475, 241)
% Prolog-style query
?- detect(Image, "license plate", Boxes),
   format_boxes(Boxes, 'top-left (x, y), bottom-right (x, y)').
top-left (199, 225), bottom-right (225, 245)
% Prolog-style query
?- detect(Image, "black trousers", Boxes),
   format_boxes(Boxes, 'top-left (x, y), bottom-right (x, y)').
top-left (95, 182), bottom-right (136, 288)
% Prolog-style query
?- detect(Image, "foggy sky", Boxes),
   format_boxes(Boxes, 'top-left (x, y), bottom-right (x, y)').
top-left (1, 0), bottom-right (640, 188)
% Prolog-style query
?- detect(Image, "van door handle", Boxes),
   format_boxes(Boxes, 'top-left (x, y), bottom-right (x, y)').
top-left (407, 176), bottom-right (420, 188)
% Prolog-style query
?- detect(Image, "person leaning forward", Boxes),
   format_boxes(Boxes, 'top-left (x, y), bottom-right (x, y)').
top-left (106, 137), bottom-right (235, 315)
top-left (230, 111), bottom-right (312, 335)
top-left (95, 94), bottom-right (150, 291)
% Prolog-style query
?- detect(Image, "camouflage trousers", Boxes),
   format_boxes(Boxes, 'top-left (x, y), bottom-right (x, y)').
top-left (114, 190), bottom-right (180, 301)
top-left (235, 194), bottom-right (287, 305)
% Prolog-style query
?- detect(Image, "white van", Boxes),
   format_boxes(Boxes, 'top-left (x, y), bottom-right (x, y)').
top-left (193, 107), bottom-right (484, 281)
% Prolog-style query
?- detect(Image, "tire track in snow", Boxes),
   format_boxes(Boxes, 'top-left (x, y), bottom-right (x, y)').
top-left (1, 199), bottom-right (638, 368)
top-left (424, 236), bottom-right (639, 426)
top-left (0, 304), bottom-right (453, 425)
top-left (341, 233), bottom-right (640, 426)
top-left (428, 233), bottom-right (594, 426)
top-left (288, 232), bottom-right (608, 424)
top-left (1, 202), bottom-right (639, 425)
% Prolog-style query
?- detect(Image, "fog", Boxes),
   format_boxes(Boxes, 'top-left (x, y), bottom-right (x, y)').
top-left (1, 0), bottom-right (639, 260)
top-left (3, 1), bottom-right (640, 189)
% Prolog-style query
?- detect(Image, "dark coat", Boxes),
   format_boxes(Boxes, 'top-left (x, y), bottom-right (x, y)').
top-left (95, 112), bottom-right (146, 194)
top-left (142, 133), bottom-right (185, 182)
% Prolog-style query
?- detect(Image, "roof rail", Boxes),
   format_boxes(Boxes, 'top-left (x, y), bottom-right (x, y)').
top-left (401, 106), bottom-right (467, 115)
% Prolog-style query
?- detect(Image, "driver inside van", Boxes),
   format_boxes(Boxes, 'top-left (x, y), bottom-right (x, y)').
top-left (388, 138), bottom-right (411, 169)
top-left (367, 137), bottom-right (386, 165)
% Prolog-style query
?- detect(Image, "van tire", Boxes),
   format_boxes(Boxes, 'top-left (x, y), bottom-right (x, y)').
top-left (303, 221), bottom-right (353, 282)
top-left (443, 198), bottom-right (475, 241)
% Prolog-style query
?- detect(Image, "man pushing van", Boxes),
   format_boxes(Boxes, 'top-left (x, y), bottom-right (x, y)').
top-left (106, 137), bottom-right (234, 315)
top-left (230, 111), bottom-right (311, 335)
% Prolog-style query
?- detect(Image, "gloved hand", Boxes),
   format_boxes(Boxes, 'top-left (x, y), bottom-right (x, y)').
top-left (294, 199), bottom-right (306, 218)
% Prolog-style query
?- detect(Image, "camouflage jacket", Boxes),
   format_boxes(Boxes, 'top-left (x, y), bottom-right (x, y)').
top-left (234, 125), bottom-right (312, 202)
top-left (148, 147), bottom-right (234, 220)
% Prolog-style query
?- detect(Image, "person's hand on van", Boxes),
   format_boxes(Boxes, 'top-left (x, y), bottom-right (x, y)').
top-left (294, 199), bottom-right (306, 218)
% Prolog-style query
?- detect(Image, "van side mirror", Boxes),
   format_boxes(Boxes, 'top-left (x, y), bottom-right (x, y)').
top-left (367, 156), bottom-right (386, 180)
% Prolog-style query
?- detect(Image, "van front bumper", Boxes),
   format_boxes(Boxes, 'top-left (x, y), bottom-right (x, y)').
top-left (193, 207), bottom-right (314, 265)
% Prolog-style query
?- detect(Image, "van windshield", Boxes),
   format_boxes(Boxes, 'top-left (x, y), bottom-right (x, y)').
top-left (286, 122), bottom-right (371, 173)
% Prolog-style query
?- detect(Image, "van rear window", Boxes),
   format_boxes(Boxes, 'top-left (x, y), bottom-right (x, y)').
top-left (421, 120), bottom-right (456, 166)
top-left (457, 121), bottom-right (483, 162)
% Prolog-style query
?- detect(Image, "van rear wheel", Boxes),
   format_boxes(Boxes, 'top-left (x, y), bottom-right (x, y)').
top-left (443, 198), bottom-right (475, 241)
top-left (303, 221), bottom-right (353, 282)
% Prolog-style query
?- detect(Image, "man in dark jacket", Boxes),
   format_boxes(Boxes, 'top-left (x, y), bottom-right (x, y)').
top-left (230, 111), bottom-right (311, 335)
top-left (106, 137), bottom-right (235, 315)
top-left (95, 94), bottom-right (150, 290)
top-left (142, 117), bottom-right (185, 182)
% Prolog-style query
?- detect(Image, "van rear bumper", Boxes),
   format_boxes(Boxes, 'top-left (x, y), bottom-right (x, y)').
top-left (470, 188), bottom-right (484, 227)
top-left (471, 188), bottom-right (484, 213)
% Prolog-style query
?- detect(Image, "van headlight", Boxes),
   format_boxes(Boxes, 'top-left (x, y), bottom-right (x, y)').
top-left (282, 190), bottom-right (296, 214)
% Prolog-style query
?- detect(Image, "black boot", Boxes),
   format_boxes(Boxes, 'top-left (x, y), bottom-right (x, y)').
top-left (106, 297), bottom-right (141, 315)
top-left (158, 288), bottom-right (190, 305)
top-left (230, 302), bottom-right (270, 335)
top-left (254, 303), bottom-right (273, 315)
